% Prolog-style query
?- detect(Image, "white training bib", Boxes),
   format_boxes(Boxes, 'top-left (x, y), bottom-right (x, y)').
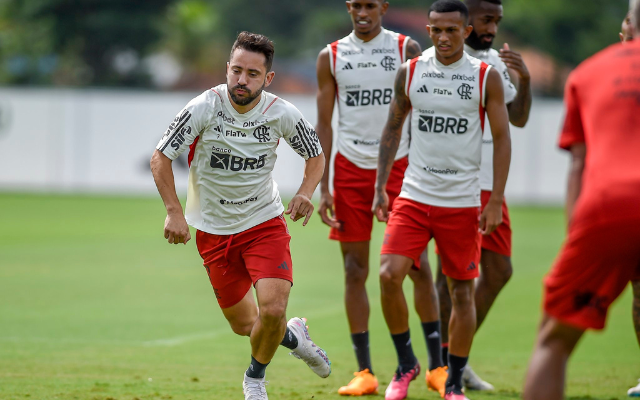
top-left (464, 45), bottom-right (517, 191)
top-left (400, 47), bottom-right (491, 207)
top-left (157, 84), bottom-right (322, 235)
top-left (329, 29), bottom-right (411, 169)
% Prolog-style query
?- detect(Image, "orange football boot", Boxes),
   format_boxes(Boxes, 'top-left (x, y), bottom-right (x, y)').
top-left (338, 369), bottom-right (379, 396)
top-left (426, 366), bottom-right (448, 398)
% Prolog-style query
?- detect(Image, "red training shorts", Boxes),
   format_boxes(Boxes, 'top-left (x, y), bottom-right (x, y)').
top-left (480, 190), bottom-right (512, 256)
top-left (196, 215), bottom-right (293, 309)
top-left (330, 152), bottom-right (408, 242)
top-left (544, 213), bottom-right (640, 330)
top-left (381, 197), bottom-right (481, 281)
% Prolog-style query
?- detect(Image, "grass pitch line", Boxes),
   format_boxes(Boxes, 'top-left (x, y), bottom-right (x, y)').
top-left (142, 328), bottom-right (232, 347)
top-left (142, 306), bottom-right (343, 347)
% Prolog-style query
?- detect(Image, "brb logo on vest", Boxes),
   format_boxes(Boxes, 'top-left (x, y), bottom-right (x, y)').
top-left (346, 88), bottom-right (393, 107)
top-left (418, 115), bottom-right (469, 134)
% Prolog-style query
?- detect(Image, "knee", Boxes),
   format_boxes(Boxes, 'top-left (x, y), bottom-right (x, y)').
top-left (450, 284), bottom-right (474, 308)
top-left (379, 263), bottom-right (403, 289)
top-left (229, 320), bottom-right (254, 337)
top-left (344, 260), bottom-right (368, 286)
top-left (259, 303), bottom-right (287, 329)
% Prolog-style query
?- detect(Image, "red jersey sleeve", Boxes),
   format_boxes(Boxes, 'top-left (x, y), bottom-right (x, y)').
top-left (558, 73), bottom-right (586, 151)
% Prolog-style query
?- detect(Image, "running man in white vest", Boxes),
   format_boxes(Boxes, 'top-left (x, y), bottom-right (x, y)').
top-left (434, 0), bottom-right (532, 390)
top-left (150, 32), bottom-right (331, 400)
top-left (373, 1), bottom-right (511, 399)
top-left (316, 0), bottom-right (446, 396)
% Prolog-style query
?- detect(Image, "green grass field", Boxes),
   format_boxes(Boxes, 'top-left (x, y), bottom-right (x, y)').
top-left (0, 193), bottom-right (637, 400)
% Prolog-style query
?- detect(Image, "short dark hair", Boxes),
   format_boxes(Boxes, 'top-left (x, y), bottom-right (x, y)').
top-left (465, 0), bottom-right (502, 8)
top-left (429, 0), bottom-right (470, 23)
top-left (230, 31), bottom-right (275, 72)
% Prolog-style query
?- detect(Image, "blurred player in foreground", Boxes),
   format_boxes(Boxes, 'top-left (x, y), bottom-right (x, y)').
top-left (373, 1), bottom-right (511, 398)
top-left (150, 31), bottom-right (330, 400)
top-left (524, 3), bottom-right (640, 399)
top-left (316, 0), bottom-right (445, 395)
top-left (434, 0), bottom-right (531, 390)
top-left (620, 9), bottom-right (640, 398)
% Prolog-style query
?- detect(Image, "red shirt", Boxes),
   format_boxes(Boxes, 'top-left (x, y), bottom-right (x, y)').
top-left (559, 40), bottom-right (640, 220)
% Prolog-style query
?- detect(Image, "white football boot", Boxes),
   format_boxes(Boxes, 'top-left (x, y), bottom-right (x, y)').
top-left (462, 365), bottom-right (494, 391)
top-left (628, 379), bottom-right (640, 397)
top-left (287, 317), bottom-right (332, 378)
top-left (243, 374), bottom-right (268, 400)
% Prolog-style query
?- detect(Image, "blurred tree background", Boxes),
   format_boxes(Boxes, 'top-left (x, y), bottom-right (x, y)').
top-left (0, 0), bottom-right (631, 95)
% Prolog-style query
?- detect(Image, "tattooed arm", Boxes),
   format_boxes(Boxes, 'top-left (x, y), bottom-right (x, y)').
top-left (372, 63), bottom-right (412, 222)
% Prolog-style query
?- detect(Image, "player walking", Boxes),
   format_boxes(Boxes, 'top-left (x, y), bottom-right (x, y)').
top-left (523, 3), bottom-right (640, 399)
top-left (150, 32), bottom-right (331, 400)
top-left (316, 0), bottom-right (446, 396)
top-left (434, 0), bottom-right (532, 390)
top-left (373, 1), bottom-right (511, 399)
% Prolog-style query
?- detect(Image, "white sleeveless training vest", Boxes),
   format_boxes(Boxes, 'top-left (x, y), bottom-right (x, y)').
top-left (465, 45), bottom-right (517, 191)
top-left (400, 47), bottom-right (491, 208)
top-left (328, 29), bottom-right (411, 169)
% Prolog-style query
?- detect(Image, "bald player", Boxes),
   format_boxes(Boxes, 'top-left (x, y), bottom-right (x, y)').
top-left (524, 2), bottom-right (640, 399)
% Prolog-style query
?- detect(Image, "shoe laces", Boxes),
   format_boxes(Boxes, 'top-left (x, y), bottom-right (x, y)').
top-left (244, 379), bottom-right (268, 398)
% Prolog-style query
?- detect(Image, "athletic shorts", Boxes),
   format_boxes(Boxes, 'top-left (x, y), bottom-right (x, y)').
top-left (480, 190), bottom-right (512, 256)
top-left (544, 214), bottom-right (640, 330)
top-left (329, 152), bottom-right (408, 242)
top-left (196, 215), bottom-right (293, 309)
top-left (381, 197), bottom-right (481, 281)
top-left (435, 190), bottom-right (511, 257)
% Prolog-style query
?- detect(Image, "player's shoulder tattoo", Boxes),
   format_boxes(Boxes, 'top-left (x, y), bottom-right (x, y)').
top-left (405, 39), bottom-right (422, 60)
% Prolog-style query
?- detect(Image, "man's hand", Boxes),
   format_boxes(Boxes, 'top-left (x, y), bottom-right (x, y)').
top-left (285, 194), bottom-right (314, 226)
top-left (372, 189), bottom-right (390, 222)
top-left (479, 200), bottom-right (503, 235)
top-left (499, 43), bottom-right (530, 81)
top-left (318, 191), bottom-right (340, 229)
top-left (164, 212), bottom-right (191, 244)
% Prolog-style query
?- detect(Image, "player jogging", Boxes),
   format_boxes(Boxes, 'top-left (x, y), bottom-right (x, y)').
top-left (150, 32), bottom-right (331, 400)
top-left (373, 1), bottom-right (511, 399)
top-left (316, 0), bottom-right (446, 396)
top-left (434, 0), bottom-right (532, 390)
top-left (523, 2), bottom-right (640, 399)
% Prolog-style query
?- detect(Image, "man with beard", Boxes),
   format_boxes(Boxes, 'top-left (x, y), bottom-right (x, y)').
top-left (523, 0), bottom-right (640, 398)
top-left (433, 0), bottom-right (531, 391)
top-left (150, 31), bottom-right (331, 400)
top-left (316, 0), bottom-right (446, 396)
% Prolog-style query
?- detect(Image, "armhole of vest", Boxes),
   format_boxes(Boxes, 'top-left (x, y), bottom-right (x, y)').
top-left (478, 62), bottom-right (490, 132)
top-left (398, 34), bottom-right (408, 63)
top-left (480, 62), bottom-right (491, 108)
top-left (406, 58), bottom-right (419, 96)
top-left (329, 42), bottom-right (338, 77)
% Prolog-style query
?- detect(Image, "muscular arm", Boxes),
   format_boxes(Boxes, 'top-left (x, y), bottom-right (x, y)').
top-left (314, 48), bottom-right (341, 228)
top-left (315, 48), bottom-right (336, 196)
top-left (286, 154), bottom-right (325, 226)
top-left (150, 150), bottom-right (190, 244)
top-left (405, 38), bottom-right (422, 60)
top-left (565, 143), bottom-right (586, 227)
top-left (372, 63), bottom-right (411, 221)
top-left (500, 44), bottom-right (532, 127)
top-left (506, 74), bottom-right (532, 127)
top-left (482, 68), bottom-right (512, 234)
